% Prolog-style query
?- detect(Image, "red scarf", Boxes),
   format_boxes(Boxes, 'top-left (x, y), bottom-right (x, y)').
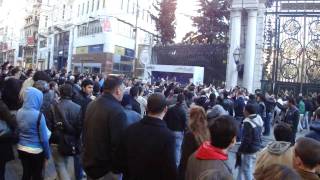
top-left (196, 141), bottom-right (228, 160)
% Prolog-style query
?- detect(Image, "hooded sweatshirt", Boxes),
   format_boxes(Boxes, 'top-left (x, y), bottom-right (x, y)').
top-left (185, 141), bottom-right (232, 180)
top-left (16, 87), bottom-right (51, 159)
top-left (254, 141), bottom-right (293, 176)
top-left (306, 121), bottom-right (320, 142)
top-left (238, 114), bottom-right (264, 154)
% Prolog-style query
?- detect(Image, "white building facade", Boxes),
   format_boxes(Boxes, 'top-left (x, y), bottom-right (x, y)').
top-left (226, 0), bottom-right (266, 93)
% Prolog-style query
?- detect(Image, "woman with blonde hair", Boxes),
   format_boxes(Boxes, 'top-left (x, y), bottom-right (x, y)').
top-left (178, 105), bottom-right (210, 180)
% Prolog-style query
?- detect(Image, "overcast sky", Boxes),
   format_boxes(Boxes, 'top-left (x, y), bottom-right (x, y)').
top-left (175, 0), bottom-right (198, 42)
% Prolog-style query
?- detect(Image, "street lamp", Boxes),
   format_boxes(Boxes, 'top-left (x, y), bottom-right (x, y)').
top-left (233, 47), bottom-right (240, 65)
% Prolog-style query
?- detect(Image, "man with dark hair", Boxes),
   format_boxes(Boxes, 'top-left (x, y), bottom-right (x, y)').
top-left (1, 67), bottom-right (23, 112)
top-left (185, 115), bottom-right (237, 180)
top-left (247, 94), bottom-right (259, 117)
top-left (82, 76), bottom-right (127, 179)
top-left (237, 104), bottom-right (264, 180)
top-left (72, 79), bottom-right (94, 180)
top-left (254, 124), bottom-right (294, 176)
top-left (283, 97), bottom-right (300, 144)
top-left (305, 108), bottom-right (320, 142)
top-left (293, 137), bottom-right (320, 180)
top-left (129, 86), bottom-right (141, 114)
top-left (74, 79), bottom-right (94, 118)
top-left (164, 93), bottom-right (188, 166)
top-left (117, 93), bottom-right (177, 180)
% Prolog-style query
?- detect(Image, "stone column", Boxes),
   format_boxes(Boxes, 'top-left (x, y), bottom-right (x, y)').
top-left (226, 9), bottom-right (242, 89)
top-left (243, 9), bottom-right (257, 93)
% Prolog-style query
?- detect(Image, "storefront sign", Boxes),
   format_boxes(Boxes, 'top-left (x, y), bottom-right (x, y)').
top-left (76, 46), bottom-right (88, 54)
top-left (125, 48), bottom-right (135, 58)
top-left (88, 44), bottom-right (104, 54)
top-left (114, 45), bottom-right (125, 56)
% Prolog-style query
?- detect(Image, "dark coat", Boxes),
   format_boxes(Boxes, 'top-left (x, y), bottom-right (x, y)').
top-left (178, 131), bottom-right (200, 180)
top-left (283, 106), bottom-right (300, 133)
top-left (163, 103), bottom-right (187, 132)
top-left (238, 115), bottom-right (263, 154)
top-left (305, 121), bottom-right (320, 142)
top-left (1, 77), bottom-right (22, 110)
top-left (234, 96), bottom-right (245, 117)
top-left (130, 97), bottom-right (141, 115)
top-left (82, 93), bottom-right (127, 179)
top-left (117, 116), bottom-right (177, 180)
top-left (73, 90), bottom-right (92, 120)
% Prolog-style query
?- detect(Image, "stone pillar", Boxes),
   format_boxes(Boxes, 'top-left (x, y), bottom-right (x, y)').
top-left (243, 9), bottom-right (257, 93)
top-left (226, 9), bottom-right (242, 89)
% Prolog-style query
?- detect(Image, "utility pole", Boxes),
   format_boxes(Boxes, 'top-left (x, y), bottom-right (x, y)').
top-left (133, 0), bottom-right (139, 77)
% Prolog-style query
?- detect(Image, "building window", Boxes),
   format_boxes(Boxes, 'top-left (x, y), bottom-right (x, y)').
top-left (127, 0), bottom-right (130, 13)
top-left (87, 1), bottom-right (89, 14)
top-left (121, 0), bottom-right (124, 9)
top-left (97, 0), bottom-right (99, 10)
top-left (77, 20), bottom-right (102, 37)
top-left (103, 0), bottom-right (105, 8)
top-left (45, 16), bottom-right (48, 27)
top-left (78, 4), bottom-right (80, 16)
top-left (40, 40), bottom-right (47, 48)
top-left (132, 3), bottom-right (135, 15)
top-left (82, 3), bottom-right (84, 15)
top-left (62, 4), bottom-right (65, 19)
top-left (92, 0), bottom-right (94, 12)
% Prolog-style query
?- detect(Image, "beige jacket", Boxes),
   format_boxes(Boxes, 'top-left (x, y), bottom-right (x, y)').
top-left (254, 141), bottom-right (293, 176)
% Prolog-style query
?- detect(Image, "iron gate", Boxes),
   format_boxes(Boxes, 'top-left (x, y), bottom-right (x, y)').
top-left (262, 0), bottom-right (320, 97)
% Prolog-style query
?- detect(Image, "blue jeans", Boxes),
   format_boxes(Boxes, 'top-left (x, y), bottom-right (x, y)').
top-left (237, 154), bottom-right (255, 180)
top-left (74, 154), bottom-right (83, 180)
top-left (263, 113), bottom-right (271, 136)
top-left (173, 131), bottom-right (184, 167)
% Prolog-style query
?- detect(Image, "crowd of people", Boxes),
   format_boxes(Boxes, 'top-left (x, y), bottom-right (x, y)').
top-left (0, 62), bottom-right (320, 180)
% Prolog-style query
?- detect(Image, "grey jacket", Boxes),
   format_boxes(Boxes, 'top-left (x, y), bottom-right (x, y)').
top-left (185, 152), bottom-right (232, 180)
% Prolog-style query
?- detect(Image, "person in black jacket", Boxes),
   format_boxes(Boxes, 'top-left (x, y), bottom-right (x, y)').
top-left (129, 86), bottom-right (141, 115)
top-left (164, 93), bottom-right (188, 166)
top-left (73, 79), bottom-right (93, 120)
top-left (283, 97), bottom-right (300, 145)
top-left (0, 100), bottom-right (17, 180)
top-left (237, 104), bottom-right (263, 180)
top-left (82, 76), bottom-right (127, 179)
top-left (1, 67), bottom-right (23, 112)
top-left (48, 84), bottom-right (82, 180)
top-left (117, 93), bottom-right (177, 180)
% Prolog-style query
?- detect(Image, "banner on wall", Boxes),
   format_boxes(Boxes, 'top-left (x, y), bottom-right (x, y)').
top-left (88, 44), bottom-right (103, 53)
top-left (101, 17), bottom-right (112, 32)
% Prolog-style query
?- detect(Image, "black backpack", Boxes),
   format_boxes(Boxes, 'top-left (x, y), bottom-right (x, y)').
top-left (50, 103), bottom-right (79, 156)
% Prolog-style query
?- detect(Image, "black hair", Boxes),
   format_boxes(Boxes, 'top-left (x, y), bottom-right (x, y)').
top-left (26, 69), bottom-right (34, 77)
top-left (81, 79), bottom-right (94, 88)
top-left (256, 93), bottom-right (266, 102)
top-left (130, 86), bottom-right (139, 97)
top-left (59, 84), bottom-right (73, 98)
top-left (147, 93), bottom-right (167, 114)
top-left (209, 93), bottom-right (216, 102)
top-left (249, 94), bottom-right (256, 101)
top-left (103, 75), bottom-right (123, 93)
top-left (33, 71), bottom-right (51, 82)
top-left (49, 81), bottom-right (57, 90)
top-left (245, 103), bottom-right (257, 115)
top-left (210, 115), bottom-right (237, 149)
top-left (274, 124), bottom-right (293, 142)
top-left (287, 97), bottom-right (296, 106)
top-left (295, 137), bottom-right (320, 169)
top-left (138, 86), bottom-right (144, 95)
top-left (176, 93), bottom-right (185, 104)
top-left (0, 100), bottom-right (16, 128)
top-left (11, 67), bottom-right (21, 75)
